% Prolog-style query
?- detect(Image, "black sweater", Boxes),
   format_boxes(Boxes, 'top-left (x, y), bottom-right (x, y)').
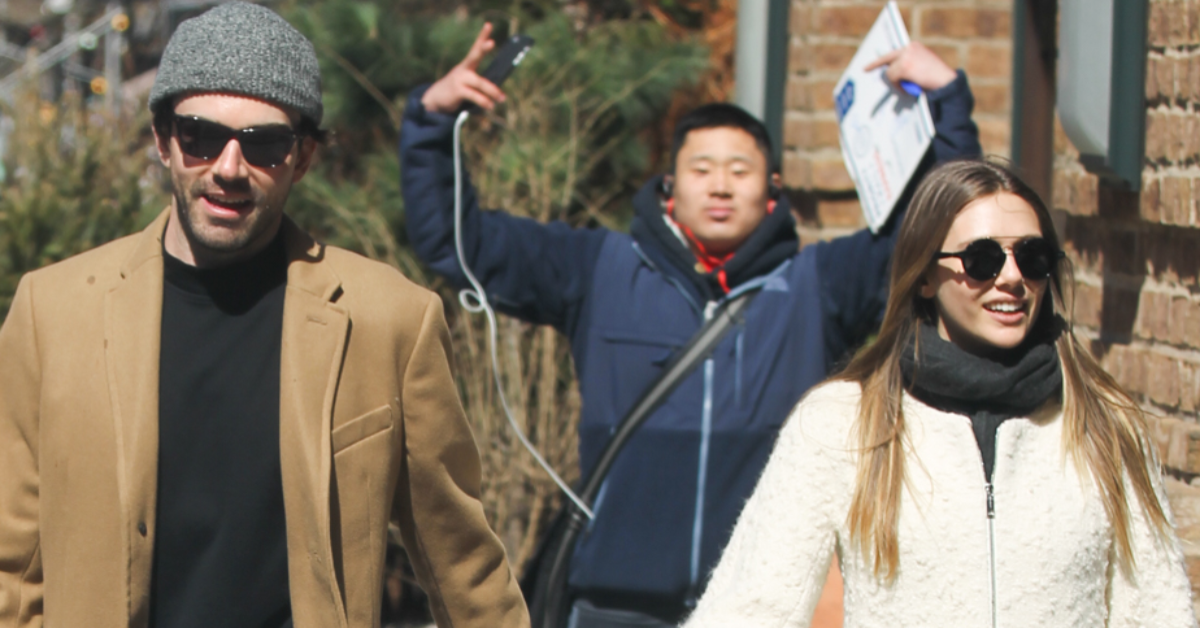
top-left (150, 235), bottom-right (292, 628)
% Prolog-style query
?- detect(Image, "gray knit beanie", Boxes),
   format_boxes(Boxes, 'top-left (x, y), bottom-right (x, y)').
top-left (149, 1), bottom-right (322, 125)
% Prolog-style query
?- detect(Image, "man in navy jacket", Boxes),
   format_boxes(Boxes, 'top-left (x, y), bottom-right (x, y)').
top-left (400, 25), bottom-right (982, 627)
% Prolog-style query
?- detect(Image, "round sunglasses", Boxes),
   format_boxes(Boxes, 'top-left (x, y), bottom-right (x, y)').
top-left (934, 237), bottom-right (1064, 281)
top-left (172, 114), bottom-right (298, 168)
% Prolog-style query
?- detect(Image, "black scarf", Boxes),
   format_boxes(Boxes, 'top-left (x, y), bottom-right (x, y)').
top-left (900, 320), bottom-right (1063, 482)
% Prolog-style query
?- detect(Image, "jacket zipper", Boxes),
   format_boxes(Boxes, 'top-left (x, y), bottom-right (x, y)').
top-left (986, 481), bottom-right (997, 628)
top-left (687, 301), bottom-right (719, 605)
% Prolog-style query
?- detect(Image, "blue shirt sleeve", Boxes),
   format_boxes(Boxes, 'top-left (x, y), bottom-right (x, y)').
top-left (399, 86), bottom-right (607, 337)
top-left (816, 70), bottom-right (981, 368)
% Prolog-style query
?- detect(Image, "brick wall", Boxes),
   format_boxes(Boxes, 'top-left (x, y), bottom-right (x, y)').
top-left (1052, 0), bottom-right (1200, 473)
top-left (1051, 0), bottom-right (1200, 611)
top-left (783, 0), bottom-right (1013, 242)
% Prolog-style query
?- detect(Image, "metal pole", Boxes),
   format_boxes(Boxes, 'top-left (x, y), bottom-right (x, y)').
top-left (734, 0), bottom-right (790, 169)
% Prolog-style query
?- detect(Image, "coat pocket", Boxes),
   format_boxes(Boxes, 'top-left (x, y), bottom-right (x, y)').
top-left (332, 404), bottom-right (394, 454)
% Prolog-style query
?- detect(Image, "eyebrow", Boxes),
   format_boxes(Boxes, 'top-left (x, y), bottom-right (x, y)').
top-left (686, 154), bottom-right (756, 165)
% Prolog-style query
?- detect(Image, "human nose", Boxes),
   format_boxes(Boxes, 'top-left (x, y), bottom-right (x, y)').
top-left (212, 139), bottom-right (250, 181)
top-left (993, 249), bottom-right (1024, 287)
top-left (709, 168), bottom-right (731, 196)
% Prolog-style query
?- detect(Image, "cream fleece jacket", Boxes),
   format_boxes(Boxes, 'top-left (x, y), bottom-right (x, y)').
top-left (683, 381), bottom-right (1197, 628)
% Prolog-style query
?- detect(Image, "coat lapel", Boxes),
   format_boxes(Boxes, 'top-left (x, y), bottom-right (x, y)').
top-left (103, 210), bottom-right (169, 626)
top-left (278, 218), bottom-right (351, 627)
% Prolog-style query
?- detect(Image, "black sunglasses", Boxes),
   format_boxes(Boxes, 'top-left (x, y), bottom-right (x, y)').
top-left (935, 237), bottom-right (1064, 281)
top-left (172, 114), bottom-right (298, 168)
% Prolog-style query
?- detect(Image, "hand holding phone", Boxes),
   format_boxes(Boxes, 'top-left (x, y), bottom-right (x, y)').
top-left (420, 24), bottom-right (535, 114)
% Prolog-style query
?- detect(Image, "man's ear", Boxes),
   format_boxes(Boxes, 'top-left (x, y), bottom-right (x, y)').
top-left (152, 124), bottom-right (171, 166)
top-left (770, 172), bottom-right (781, 190)
top-left (291, 137), bottom-right (318, 183)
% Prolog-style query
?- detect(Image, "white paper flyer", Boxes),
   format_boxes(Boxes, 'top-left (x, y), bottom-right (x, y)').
top-left (832, 1), bottom-right (935, 233)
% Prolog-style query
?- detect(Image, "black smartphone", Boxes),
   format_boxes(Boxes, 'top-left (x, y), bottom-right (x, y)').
top-left (480, 34), bottom-right (535, 89)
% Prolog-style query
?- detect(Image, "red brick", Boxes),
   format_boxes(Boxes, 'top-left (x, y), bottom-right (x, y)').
top-left (1137, 291), bottom-right (1173, 341)
top-left (811, 43), bottom-right (860, 73)
top-left (972, 84), bottom-right (1009, 115)
top-left (1074, 171), bottom-right (1099, 216)
top-left (1184, 115), bottom-right (1200, 161)
top-left (790, 3), bottom-right (811, 35)
top-left (1149, 353), bottom-right (1182, 408)
top-left (816, 6), bottom-right (883, 37)
top-left (818, 198), bottom-right (865, 228)
top-left (1191, 0), bottom-right (1200, 45)
top-left (926, 44), bottom-right (962, 69)
top-left (918, 8), bottom-right (1011, 40)
top-left (784, 117), bottom-right (840, 150)
top-left (1160, 176), bottom-right (1186, 224)
top-left (976, 118), bottom-right (1010, 156)
top-left (1052, 169), bottom-right (1072, 213)
top-left (1160, 55), bottom-right (1178, 100)
top-left (808, 79), bottom-right (839, 111)
top-left (782, 153), bottom-right (811, 189)
top-left (787, 77), bottom-right (809, 110)
top-left (1170, 295), bottom-right (1193, 346)
top-left (1145, 55), bottom-right (1161, 101)
top-left (1071, 281), bottom-right (1104, 329)
top-left (965, 44), bottom-right (1012, 79)
top-left (1182, 361), bottom-right (1200, 413)
top-left (1142, 177), bottom-right (1162, 222)
top-left (1153, 416), bottom-right (1183, 464)
top-left (1053, 114), bottom-right (1075, 157)
top-left (1167, 417), bottom-right (1200, 472)
top-left (1187, 53), bottom-right (1200, 103)
top-left (789, 41), bottom-right (810, 74)
top-left (811, 157), bottom-right (855, 191)
top-left (1103, 344), bottom-right (1147, 396)
top-left (1149, 1), bottom-right (1171, 48)
top-left (1187, 299), bottom-right (1200, 348)
top-left (1169, 0), bottom-right (1190, 47)
top-left (1146, 110), bottom-right (1169, 162)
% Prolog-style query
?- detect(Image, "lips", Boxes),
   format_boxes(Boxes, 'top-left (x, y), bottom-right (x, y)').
top-left (984, 299), bottom-right (1027, 323)
top-left (200, 194), bottom-right (253, 218)
top-left (705, 206), bottom-right (734, 220)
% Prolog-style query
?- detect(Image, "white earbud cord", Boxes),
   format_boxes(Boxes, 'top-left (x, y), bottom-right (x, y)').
top-left (451, 111), bottom-right (594, 520)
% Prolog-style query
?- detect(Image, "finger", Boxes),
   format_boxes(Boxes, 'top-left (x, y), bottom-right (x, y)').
top-left (462, 85), bottom-right (497, 111)
top-left (468, 73), bottom-right (507, 103)
top-left (863, 48), bottom-right (902, 72)
top-left (462, 22), bottom-right (495, 69)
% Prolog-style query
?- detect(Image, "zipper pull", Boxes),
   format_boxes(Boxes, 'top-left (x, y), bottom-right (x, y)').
top-left (986, 482), bottom-right (995, 519)
top-left (703, 300), bottom-right (718, 321)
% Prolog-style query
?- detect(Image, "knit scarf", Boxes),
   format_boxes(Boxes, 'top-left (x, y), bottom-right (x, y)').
top-left (900, 320), bottom-right (1063, 482)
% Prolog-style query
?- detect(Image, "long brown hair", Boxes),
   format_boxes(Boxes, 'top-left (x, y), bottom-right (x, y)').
top-left (838, 159), bottom-right (1168, 580)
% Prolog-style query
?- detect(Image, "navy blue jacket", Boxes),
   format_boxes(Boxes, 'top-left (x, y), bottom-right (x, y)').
top-left (399, 74), bottom-right (981, 610)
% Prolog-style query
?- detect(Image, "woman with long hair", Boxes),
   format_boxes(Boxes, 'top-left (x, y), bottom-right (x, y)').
top-left (682, 160), bottom-right (1196, 627)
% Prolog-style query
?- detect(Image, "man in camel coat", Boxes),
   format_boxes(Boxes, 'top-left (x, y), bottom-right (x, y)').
top-left (0, 4), bottom-right (528, 627)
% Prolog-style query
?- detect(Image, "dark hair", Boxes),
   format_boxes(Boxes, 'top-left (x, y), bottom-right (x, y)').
top-left (151, 99), bottom-right (329, 145)
top-left (670, 103), bottom-right (775, 173)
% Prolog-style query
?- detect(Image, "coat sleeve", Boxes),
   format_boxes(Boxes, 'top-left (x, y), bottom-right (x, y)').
top-left (0, 276), bottom-right (44, 627)
top-left (815, 70), bottom-right (981, 367)
top-left (1106, 459), bottom-right (1198, 628)
top-left (399, 87), bottom-right (607, 336)
top-left (682, 386), bottom-right (858, 628)
top-left (390, 294), bottom-right (529, 628)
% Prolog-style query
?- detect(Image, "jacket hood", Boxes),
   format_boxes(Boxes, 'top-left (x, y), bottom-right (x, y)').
top-left (630, 174), bottom-right (799, 301)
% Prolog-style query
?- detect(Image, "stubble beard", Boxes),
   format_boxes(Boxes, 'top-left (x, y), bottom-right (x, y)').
top-left (172, 176), bottom-right (287, 263)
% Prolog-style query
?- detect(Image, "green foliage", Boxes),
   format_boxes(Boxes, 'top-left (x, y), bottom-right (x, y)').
top-left (0, 91), bottom-right (166, 318)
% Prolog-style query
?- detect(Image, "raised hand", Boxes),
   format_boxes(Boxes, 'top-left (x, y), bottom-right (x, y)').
top-left (864, 41), bottom-right (957, 92)
top-left (420, 23), bottom-right (509, 114)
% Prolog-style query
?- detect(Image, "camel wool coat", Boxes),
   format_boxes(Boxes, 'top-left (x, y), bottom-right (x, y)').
top-left (0, 211), bottom-right (529, 628)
